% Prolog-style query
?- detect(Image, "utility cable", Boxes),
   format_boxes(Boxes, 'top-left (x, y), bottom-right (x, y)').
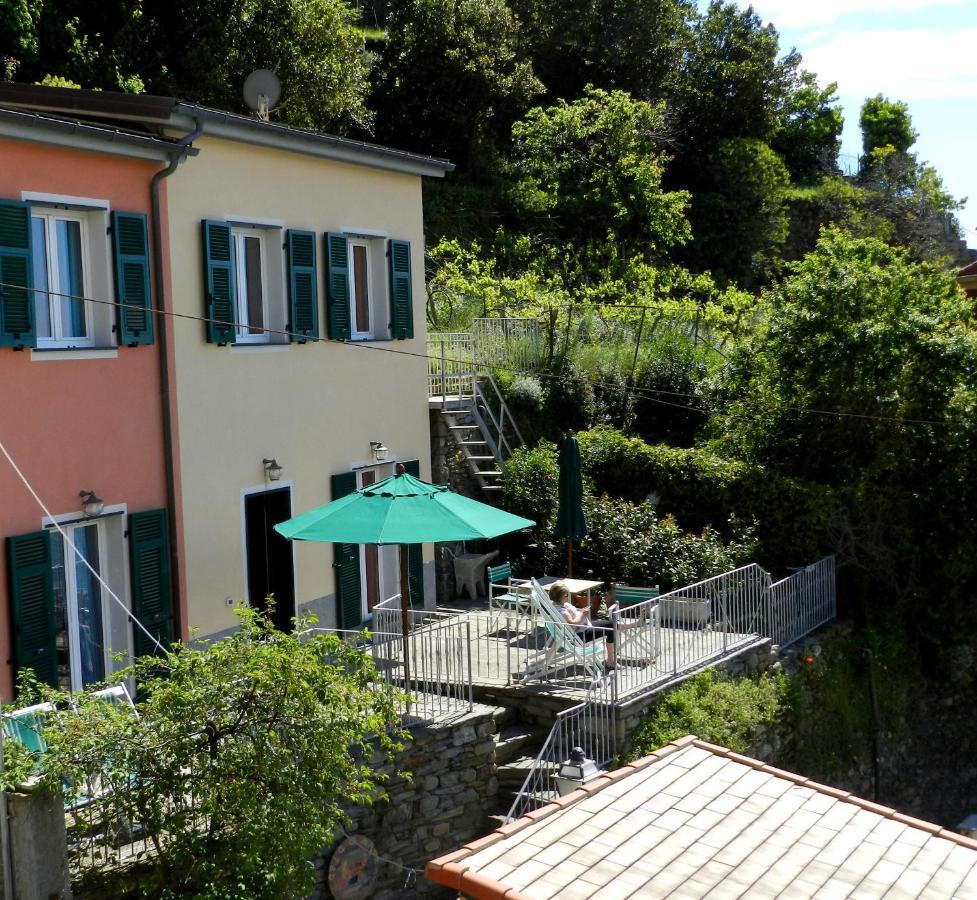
top-left (0, 437), bottom-right (168, 658)
top-left (1, 280), bottom-right (960, 429)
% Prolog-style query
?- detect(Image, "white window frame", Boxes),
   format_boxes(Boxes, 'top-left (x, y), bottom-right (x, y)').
top-left (232, 228), bottom-right (271, 345)
top-left (349, 238), bottom-right (374, 341)
top-left (31, 209), bottom-right (95, 349)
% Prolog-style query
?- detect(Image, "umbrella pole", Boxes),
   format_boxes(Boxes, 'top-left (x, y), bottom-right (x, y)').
top-left (567, 538), bottom-right (573, 577)
top-left (399, 543), bottom-right (412, 706)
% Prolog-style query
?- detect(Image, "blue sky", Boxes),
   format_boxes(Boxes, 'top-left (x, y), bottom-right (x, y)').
top-left (716, 1), bottom-right (977, 248)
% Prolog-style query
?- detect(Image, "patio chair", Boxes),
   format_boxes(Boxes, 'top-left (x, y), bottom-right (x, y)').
top-left (487, 562), bottom-right (530, 630)
top-left (520, 579), bottom-right (605, 681)
top-left (611, 584), bottom-right (660, 618)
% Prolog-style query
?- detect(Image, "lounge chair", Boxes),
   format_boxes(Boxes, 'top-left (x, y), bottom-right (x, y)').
top-left (520, 579), bottom-right (605, 681)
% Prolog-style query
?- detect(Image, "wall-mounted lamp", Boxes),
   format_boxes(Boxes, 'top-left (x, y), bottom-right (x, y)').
top-left (554, 747), bottom-right (600, 797)
top-left (79, 490), bottom-right (105, 518)
top-left (369, 441), bottom-right (390, 463)
top-left (262, 458), bottom-right (283, 482)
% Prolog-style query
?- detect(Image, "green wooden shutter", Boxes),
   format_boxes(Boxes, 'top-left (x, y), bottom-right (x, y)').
top-left (403, 459), bottom-right (424, 607)
top-left (112, 211), bottom-right (153, 346)
top-left (286, 229), bottom-right (319, 342)
top-left (0, 200), bottom-right (36, 349)
top-left (388, 239), bottom-right (413, 341)
top-left (6, 530), bottom-right (58, 688)
top-left (202, 220), bottom-right (236, 344)
top-left (128, 509), bottom-right (174, 658)
top-left (325, 232), bottom-right (350, 341)
top-left (330, 472), bottom-right (362, 629)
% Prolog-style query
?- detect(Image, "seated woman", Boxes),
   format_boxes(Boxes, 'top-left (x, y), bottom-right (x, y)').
top-left (550, 581), bottom-right (620, 670)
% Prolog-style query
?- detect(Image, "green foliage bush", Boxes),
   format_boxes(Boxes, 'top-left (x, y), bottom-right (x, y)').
top-left (625, 669), bottom-right (787, 758)
top-left (579, 496), bottom-right (754, 589)
top-left (544, 356), bottom-right (597, 433)
top-left (576, 426), bottom-right (834, 572)
top-left (3, 610), bottom-right (403, 899)
top-left (500, 442), bottom-right (753, 587)
top-left (632, 343), bottom-right (708, 447)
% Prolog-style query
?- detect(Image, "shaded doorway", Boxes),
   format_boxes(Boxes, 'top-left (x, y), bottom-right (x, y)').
top-left (244, 487), bottom-right (295, 631)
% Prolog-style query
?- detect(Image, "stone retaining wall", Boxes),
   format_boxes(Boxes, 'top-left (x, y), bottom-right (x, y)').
top-left (312, 703), bottom-right (500, 899)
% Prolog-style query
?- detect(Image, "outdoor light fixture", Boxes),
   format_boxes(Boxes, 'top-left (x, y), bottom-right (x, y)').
top-left (554, 747), bottom-right (600, 797)
top-left (369, 441), bottom-right (390, 463)
top-left (79, 490), bottom-right (105, 518)
top-left (262, 458), bottom-right (283, 482)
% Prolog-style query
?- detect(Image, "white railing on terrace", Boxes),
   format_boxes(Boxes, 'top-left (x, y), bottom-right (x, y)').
top-left (768, 556), bottom-right (836, 648)
top-left (473, 372), bottom-right (525, 460)
top-left (368, 596), bottom-right (474, 722)
top-left (427, 332), bottom-right (474, 400)
top-left (471, 317), bottom-right (541, 372)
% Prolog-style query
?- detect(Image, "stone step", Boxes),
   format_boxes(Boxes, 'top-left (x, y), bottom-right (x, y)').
top-left (484, 813), bottom-right (508, 831)
top-left (494, 725), bottom-right (542, 766)
top-left (496, 755), bottom-right (541, 789)
top-left (472, 470), bottom-right (504, 478)
top-left (467, 455), bottom-right (496, 461)
top-left (489, 705), bottom-right (517, 731)
top-left (481, 485), bottom-right (503, 492)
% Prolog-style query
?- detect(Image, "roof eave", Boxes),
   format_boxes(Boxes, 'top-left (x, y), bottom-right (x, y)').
top-left (171, 104), bottom-right (454, 178)
top-left (0, 107), bottom-right (192, 162)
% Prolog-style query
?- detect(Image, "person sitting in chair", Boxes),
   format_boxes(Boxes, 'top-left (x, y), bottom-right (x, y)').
top-left (550, 581), bottom-right (620, 671)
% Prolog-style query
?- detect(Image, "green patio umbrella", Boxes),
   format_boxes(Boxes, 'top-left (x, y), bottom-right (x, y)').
top-left (555, 433), bottom-right (587, 576)
top-left (275, 467), bottom-right (534, 687)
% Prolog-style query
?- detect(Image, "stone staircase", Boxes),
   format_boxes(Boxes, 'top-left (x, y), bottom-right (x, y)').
top-left (485, 707), bottom-right (548, 827)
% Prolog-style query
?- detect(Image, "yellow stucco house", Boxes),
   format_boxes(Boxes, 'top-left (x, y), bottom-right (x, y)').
top-left (1, 85), bottom-right (452, 642)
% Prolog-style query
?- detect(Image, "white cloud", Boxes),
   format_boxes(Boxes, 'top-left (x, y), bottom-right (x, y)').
top-left (803, 28), bottom-right (977, 100)
top-left (748, 0), bottom-right (969, 30)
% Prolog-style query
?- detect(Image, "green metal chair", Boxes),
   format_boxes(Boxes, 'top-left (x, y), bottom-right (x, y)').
top-left (487, 562), bottom-right (530, 629)
top-left (612, 584), bottom-right (660, 618)
top-left (3, 701), bottom-right (54, 756)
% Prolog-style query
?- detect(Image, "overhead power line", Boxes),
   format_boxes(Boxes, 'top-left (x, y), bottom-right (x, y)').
top-left (0, 280), bottom-right (960, 430)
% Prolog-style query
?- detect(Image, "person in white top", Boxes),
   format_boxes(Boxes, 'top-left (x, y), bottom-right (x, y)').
top-left (551, 581), bottom-right (619, 670)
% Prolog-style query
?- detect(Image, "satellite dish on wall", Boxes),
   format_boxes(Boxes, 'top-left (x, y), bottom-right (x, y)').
top-left (243, 69), bottom-right (281, 122)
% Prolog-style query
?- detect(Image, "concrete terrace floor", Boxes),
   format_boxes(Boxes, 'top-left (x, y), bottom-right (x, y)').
top-left (376, 602), bottom-right (766, 708)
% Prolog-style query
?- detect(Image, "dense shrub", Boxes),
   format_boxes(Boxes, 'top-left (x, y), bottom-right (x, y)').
top-left (544, 356), bottom-right (596, 433)
top-left (577, 426), bottom-right (834, 573)
top-left (500, 442), bottom-right (558, 526)
top-left (578, 496), bottom-right (755, 589)
top-left (632, 344), bottom-right (708, 447)
top-left (625, 669), bottom-right (787, 759)
top-left (590, 362), bottom-right (635, 431)
top-left (505, 375), bottom-right (545, 415)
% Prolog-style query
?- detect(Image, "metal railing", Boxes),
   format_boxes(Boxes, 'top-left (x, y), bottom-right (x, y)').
top-left (368, 598), bottom-right (474, 722)
top-left (768, 557), bottom-right (836, 648)
top-left (471, 317), bottom-right (540, 372)
top-left (427, 332), bottom-right (474, 400)
top-left (473, 371), bottom-right (525, 461)
top-left (506, 678), bottom-right (616, 822)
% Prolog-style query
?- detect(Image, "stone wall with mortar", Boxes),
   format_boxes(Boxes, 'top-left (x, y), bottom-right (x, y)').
top-left (312, 702), bottom-right (501, 900)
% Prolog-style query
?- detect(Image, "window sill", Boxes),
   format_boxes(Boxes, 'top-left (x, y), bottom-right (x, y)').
top-left (229, 343), bottom-right (290, 354)
top-left (347, 337), bottom-right (393, 344)
top-left (30, 348), bottom-right (118, 362)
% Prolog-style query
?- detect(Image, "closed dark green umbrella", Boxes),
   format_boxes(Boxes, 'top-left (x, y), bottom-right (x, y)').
top-left (555, 434), bottom-right (587, 576)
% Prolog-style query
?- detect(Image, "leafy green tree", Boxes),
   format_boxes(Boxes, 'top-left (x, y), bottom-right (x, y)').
top-left (374, 0), bottom-right (542, 175)
top-left (4, 610), bottom-right (403, 898)
top-left (671, 2), bottom-right (792, 161)
top-left (507, 86), bottom-right (690, 280)
top-left (771, 72), bottom-right (843, 182)
top-left (859, 93), bottom-right (917, 156)
top-left (714, 227), bottom-right (975, 485)
top-left (13, 0), bottom-right (372, 133)
top-left (688, 138), bottom-right (791, 285)
top-left (509, 0), bottom-right (694, 103)
top-left (0, 0), bottom-right (42, 78)
top-left (855, 145), bottom-right (965, 260)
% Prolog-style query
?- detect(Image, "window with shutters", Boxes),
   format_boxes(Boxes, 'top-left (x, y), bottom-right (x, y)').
top-left (31, 209), bottom-right (94, 348)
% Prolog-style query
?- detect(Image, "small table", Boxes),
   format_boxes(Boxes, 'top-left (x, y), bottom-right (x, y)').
top-left (536, 576), bottom-right (604, 607)
top-left (453, 550), bottom-right (499, 600)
